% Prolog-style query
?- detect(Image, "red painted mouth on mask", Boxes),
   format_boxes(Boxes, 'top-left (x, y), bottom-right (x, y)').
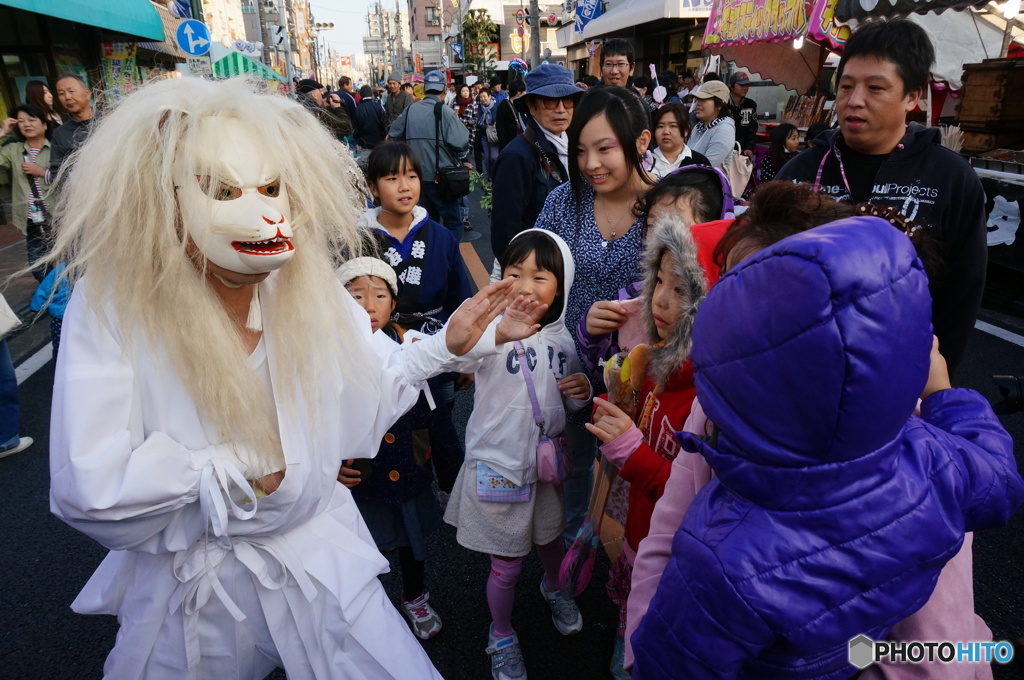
top-left (232, 227), bottom-right (293, 256)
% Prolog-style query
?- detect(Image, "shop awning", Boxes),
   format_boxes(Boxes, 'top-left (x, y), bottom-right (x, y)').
top-left (574, 0), bottom-right (714, 41)
top-left (212, 51), bottom-right (286, 82)
top-left (137, 3), bottom-right (188, 59)
top-left (0, 0), bottom-right (165, 41)
top-left (834, 0), bottom-right (988, 22)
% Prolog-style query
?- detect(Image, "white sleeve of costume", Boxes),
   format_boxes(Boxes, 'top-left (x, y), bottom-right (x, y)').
top-left (342, 295), bottom-right (497, 449)
top-left (49, 289), bottom-right (251, 554)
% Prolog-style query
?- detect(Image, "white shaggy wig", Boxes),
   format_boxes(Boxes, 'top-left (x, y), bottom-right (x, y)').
top-left (43, 76), bottom-right (374, 474)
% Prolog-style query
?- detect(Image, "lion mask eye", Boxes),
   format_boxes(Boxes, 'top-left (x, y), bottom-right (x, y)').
top-left (196, 175), bottom-right (242, 201)
top-left (258, 179), bottom-right (281, 197)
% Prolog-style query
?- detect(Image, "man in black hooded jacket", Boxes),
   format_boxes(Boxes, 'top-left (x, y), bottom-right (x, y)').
top-left (353, 85), bottom-right (386, 151)
top-left (777, 19), bottom-right (986, 375)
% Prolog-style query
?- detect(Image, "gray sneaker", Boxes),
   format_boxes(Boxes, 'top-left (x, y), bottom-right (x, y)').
top-left (540, 579), bottom-right (583, 635)
top-left (401, 592), bottom-right (442, 640)
top-left (486, 625), bottom-right (527, 680)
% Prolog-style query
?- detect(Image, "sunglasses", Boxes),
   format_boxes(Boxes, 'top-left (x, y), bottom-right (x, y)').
top-left (536, 96), bottom-right (576, 110)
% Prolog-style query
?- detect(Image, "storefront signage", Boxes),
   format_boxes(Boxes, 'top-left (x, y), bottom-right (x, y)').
top-left (807, 0), bottom-right (851, 47)
top-left (704, 0), bottom-right (808, 45)
top-left (101, 42), bottom-right (137, 107)
top-left (186, 55), bottom-right (213, 78)
top-left (575, 0), bottom-right (603, 34)
top-left (510, 27), bottom-right (531, 54)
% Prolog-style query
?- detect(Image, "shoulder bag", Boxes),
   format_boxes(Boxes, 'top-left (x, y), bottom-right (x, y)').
top-left (722, 141), bottom-right (753, 199)
top-left (514, 341), bottom-right (572, 485)
top-left (433, 101), bottom-right (470, 201)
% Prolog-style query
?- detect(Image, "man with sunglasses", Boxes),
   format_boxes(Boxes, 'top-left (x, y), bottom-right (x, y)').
top-left (490, 64), bottom-right (584, 277)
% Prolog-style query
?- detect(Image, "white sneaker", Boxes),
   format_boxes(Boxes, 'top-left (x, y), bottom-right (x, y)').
top-left (0, 436), bottom-right (32, 460)
top-left (401, 592), bottom-right (442, 640)
top-left (540, 579), bottom-right (582, 635)
top-left (486, 624), bottom-right (527, 680)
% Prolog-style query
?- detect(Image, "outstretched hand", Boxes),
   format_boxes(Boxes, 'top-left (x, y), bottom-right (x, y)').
top-left (445, 279), bottom-right (513, 356)
top-left (495, 295), bottom-right (548, 345)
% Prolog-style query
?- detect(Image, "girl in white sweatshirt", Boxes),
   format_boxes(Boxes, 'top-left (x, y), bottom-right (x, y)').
top-left (444, 229), bottom-right (592, 680)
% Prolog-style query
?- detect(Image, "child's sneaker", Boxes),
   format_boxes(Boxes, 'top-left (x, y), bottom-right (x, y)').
top-left (486, 624), bottom-right (527, 680)
top-left (401, 592), bottom-right (442, 640)
top-left (539, 579), bottom-right (582, 635)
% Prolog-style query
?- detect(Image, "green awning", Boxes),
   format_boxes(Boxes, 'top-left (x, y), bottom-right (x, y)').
top-left (0, 0), bottom-right (165, 41)
top-left (212, 51), bottom-right (286, 82)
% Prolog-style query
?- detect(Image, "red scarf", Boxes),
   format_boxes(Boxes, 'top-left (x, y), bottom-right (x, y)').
top-left (455, 95), bottom-right (472, 117)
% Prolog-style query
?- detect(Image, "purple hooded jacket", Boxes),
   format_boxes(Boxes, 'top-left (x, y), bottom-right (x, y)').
top-left (631, 217), bottom-right (1024, 680)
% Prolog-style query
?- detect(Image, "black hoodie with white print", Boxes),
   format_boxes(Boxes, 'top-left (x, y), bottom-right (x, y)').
top-left (777, 123), bottom-right (987, 374)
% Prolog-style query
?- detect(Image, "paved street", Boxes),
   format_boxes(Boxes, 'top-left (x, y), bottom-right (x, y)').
top-left (2, 193), bottom-right (1024, 679)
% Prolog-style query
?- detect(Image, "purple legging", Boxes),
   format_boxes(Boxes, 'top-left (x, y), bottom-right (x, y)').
top-left (487, 539), bottom-right (566, 637)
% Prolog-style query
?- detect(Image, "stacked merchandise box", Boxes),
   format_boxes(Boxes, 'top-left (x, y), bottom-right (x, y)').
top-left (956, 58), bottom-right (1024, 153)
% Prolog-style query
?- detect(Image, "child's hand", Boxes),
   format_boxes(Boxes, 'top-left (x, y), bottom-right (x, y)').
top-left (456, 373), bottom-right (475, 391)
top-left (337, 459), bottom-right (362, 488)
top-left (445, 278), bottom-right (514, 355)
top-left (558, 373), bottom-right (591, 400)
top-left (586, 301), bottom-right (626, 336)
top-left (495, 295), bottom-right (548, 345)
top-left (585, 397), bottom-right (635, 444)
top-left (922, 335), bottom-right (951, 400)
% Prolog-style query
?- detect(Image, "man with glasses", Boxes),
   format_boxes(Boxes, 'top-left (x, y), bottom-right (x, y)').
top-left (489, 64), bottom-right (584, 278)
top-left (600, 39), bottom-right (635, 88)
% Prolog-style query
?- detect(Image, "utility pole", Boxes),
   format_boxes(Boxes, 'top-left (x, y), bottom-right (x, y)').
top-left (395, 0), bottom-right (407, 76)
top-left (529, 0), bottom-right (540, 68)
top-left (282, 0), bottom-right (294, 94)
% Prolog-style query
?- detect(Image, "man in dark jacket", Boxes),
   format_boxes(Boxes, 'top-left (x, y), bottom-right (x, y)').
top-left (48, 74), bottom-right (95, 184)
top-left (489, 64), bottom-right (583, 275)
top-left (296, 78), bottom-right (352, 141)
top-left (727, 72), bottom-right (758, 155)
top-left (495, 79), bottom-right (525, 151)
top-left (384, 72), bottom-right (413, 128)
top-left (353, 85), bottom-right (386, 151)
top-left (336, 75), bottom-right (357, 122)
top-left (776, 18), bottom-right (986, 375)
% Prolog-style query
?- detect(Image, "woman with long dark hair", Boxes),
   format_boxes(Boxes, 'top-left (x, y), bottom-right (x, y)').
top-left (24, 80), bottom-right (61, 136)
top-left (535, 85), bottom-right (655, 545)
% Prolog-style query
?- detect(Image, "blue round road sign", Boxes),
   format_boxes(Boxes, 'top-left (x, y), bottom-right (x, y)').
top-left (176, 19), bottom-right (212, 57)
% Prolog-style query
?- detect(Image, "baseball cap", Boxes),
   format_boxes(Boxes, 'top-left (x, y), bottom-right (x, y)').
top-left (730, 72), bottom-right (751, 86)
top-left (424, 70), bottom-right (446, 93)
top-left (691, 80), bottom-right (731, 101)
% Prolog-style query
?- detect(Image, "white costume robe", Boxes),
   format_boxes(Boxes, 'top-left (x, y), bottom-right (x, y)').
top-left (49, 276), bottom-right (491, 679)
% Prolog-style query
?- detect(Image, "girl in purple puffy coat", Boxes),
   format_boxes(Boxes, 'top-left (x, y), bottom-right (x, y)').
top-left (630, 184), bottom-right (1024, 680)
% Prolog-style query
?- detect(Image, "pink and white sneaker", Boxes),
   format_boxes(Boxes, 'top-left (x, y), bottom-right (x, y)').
top-left (401, 591), bottom-right (443, 640)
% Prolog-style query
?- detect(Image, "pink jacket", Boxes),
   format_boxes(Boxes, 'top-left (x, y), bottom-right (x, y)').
top-left (625, 400), bottom-right (994, 679)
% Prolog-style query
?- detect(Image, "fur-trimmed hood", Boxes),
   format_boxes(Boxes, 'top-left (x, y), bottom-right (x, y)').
top-left (640, 216), bottom-right (728, 388)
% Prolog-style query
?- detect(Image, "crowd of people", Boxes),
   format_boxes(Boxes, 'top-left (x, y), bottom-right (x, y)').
top-left (1, 14), bottom-right (1021, 680)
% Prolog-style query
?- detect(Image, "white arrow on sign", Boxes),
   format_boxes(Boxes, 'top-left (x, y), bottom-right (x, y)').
top-left (183, 24), bottom-right (210, 53)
